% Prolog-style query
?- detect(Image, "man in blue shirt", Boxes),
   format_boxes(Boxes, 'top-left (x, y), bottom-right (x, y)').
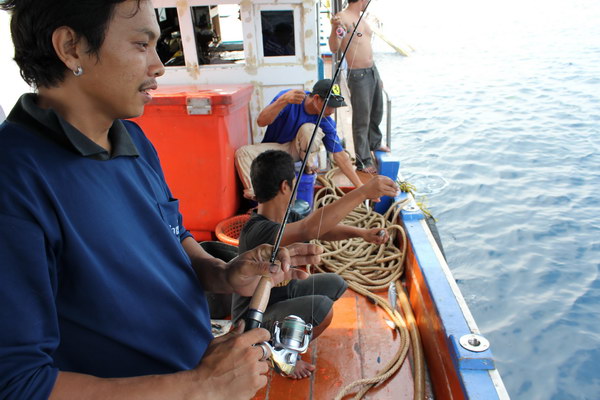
top-left (0, 1), bottom-right (321, 399)
top-left (235, 79), bottom-right (364, 200)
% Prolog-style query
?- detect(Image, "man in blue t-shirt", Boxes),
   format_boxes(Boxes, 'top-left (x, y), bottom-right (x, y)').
top-left (0, 1), bottom-right (322, 399)
top-left (235, 79), bottom-right (364, 200)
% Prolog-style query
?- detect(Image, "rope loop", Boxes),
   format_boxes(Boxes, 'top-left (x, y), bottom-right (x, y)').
top-left (310, 170), bottom-right (424, 399)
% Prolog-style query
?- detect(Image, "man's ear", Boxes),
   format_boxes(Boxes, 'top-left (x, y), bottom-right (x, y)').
top-left (51, 26), bottom-right (85, 73)
top-left (279, 180), bottom-right (290, 194)
top-left (308, 95), bottom-right (320, 112)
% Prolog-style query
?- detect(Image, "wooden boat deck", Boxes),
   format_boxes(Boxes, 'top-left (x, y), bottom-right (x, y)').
top-left (252, 288), bottom-right (416, 400)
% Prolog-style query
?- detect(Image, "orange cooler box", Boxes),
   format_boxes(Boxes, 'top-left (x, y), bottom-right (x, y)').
top-left (133, 84), bottom-right (253, 241)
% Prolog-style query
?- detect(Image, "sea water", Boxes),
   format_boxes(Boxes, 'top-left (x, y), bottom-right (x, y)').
top-left (371, 0), bottom-right (600, 398)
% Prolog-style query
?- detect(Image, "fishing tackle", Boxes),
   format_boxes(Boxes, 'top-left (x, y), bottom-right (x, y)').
top-left (244, 0), bottom-right (374, 376)
top-left (256, 316), bottom-right (313, 375)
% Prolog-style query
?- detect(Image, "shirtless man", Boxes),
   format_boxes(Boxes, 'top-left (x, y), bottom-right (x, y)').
top-left (329, 0), bottom-right (390, 174)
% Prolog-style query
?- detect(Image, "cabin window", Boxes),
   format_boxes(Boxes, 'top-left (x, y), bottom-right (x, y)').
top-left (260, 10), bottom-right (296, 57)
top-left (190, 5), bottom-right (245, 65)
top-left (155, 7), bottom-right (185, 67)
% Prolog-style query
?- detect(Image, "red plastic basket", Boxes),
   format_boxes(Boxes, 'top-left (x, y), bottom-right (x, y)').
top-left (215, 214), bottom-right (251, 246)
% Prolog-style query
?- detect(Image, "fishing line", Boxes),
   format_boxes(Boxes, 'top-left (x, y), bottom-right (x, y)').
top-left (308, 2), bottom-right (382, 333)
top-left (242, 3), bottom-right (381, 378)
top-left (274, 0), bottom-right (375, 345)
top-left (268, 0), bottom-right (374, 265)
top-left (314, 2), bottom-right (378, 325)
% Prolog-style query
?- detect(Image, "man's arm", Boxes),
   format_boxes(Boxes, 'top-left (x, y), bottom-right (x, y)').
top-left (46, 240), bottom-right (323, 400)
top-left (320, 226), bottom-right (389, 243)
top-left (182, 237), bottom-right (230, 292)
top-left (332, 150), bottom-right (364, 189)
top-left (328, 14), bottom-right (345, 53)
top-left (50, 324), bottom-right (271, 400)
top-left (182, 237), bottom-right (319, 296)
top-left (257, 90), bottom-right (306, 127)
top-left (51, 370), bottom-right (199, 400)
top-left (278, 175), bottom-right (398, 246)
top-left (319, 224), bottom-right (363, 242)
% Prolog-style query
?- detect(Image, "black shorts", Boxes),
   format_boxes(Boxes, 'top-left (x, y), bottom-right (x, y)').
top-left (232, 273), bottom-right (348, 330)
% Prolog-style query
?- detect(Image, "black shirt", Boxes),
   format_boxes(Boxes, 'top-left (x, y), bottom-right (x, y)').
top-left (238, 210), bottom-right (302, 253)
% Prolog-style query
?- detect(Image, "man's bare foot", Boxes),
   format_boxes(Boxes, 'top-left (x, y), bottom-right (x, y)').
top-left (357, 165), bottom-right (377, 175)
top-left (288, 359), bottom-right (316, 379)
top-left (376, 145), bottom-right (391, 152)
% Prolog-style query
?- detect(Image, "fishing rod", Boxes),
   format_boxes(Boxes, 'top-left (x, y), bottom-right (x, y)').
top-left (270, 0), bottom-right (373, 266)
top-left (243, 1), bottom-right (374, 375)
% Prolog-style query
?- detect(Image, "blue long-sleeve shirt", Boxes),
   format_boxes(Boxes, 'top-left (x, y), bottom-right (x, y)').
top-left (0, 95), bottom-right (213, 399)
top-left (262, 90), bottom-right (344, 153)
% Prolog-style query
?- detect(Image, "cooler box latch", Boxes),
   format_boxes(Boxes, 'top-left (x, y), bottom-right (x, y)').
top-left (186, 97), bottom-right (212, 115)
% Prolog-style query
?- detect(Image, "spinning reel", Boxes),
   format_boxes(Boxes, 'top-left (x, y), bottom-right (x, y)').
top-left (257, 315), bottom-right (313, 376)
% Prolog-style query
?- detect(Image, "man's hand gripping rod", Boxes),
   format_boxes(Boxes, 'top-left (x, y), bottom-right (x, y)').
top-left (243, 0), bottom-right (374, 375)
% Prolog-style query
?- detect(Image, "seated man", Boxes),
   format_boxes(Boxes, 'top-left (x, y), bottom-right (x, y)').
top-left (235, 79), bottom-right (364, 200)
top-left (233, 150), bottom-right (398, 379)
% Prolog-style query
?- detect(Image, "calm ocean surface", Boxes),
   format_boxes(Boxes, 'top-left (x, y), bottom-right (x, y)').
top-left (372, 0), bottom-right (600, 398)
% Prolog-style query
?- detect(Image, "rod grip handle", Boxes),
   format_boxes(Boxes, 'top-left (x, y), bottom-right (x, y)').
top-left (248, 275), bottom-right (273, 312)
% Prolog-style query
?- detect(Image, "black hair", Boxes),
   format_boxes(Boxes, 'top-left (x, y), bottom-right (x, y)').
top-left (250, 150), bottom-right (295, 203)
top-left (0, 0), bottom-right (142, 88)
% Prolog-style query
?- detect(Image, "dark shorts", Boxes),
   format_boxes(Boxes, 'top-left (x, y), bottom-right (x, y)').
top-left (232, 273), bottom-right (348, 330)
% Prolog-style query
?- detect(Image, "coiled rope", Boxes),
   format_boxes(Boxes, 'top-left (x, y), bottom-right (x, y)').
top-left (310, 169), bottom-right (425, 400)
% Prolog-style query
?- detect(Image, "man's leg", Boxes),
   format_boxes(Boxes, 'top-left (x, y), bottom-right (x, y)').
top-left (235, 142), bottom-right (291, 199)
top-left (368, 66), bottom-right (386, 152)
top-left (262, 274), bottom-right (347, 330)
top-left (348, 68), bottom-right (375, 170)
top-left (293, 123), bottom-right (325, 173)
top-left (261, 274), bottom-right (347, 379)
top-left (286, 273), bottom-right (348, 304)
top-left (287, 274), bottom-right (346, 380)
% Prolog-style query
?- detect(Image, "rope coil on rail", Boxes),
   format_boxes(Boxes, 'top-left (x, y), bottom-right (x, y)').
top-left (309, 169), bottom-right (425, 400)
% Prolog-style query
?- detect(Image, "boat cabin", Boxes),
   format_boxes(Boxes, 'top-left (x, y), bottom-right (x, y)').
top-left (152, 0), bottom-right (322, 141)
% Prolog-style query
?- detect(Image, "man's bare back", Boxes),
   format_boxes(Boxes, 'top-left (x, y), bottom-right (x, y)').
top-left (329, 0), bottom-right (374, 69)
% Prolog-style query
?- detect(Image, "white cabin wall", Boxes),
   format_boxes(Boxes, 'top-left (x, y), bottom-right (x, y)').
top-left (152, 0), bottom-right (320, 143)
